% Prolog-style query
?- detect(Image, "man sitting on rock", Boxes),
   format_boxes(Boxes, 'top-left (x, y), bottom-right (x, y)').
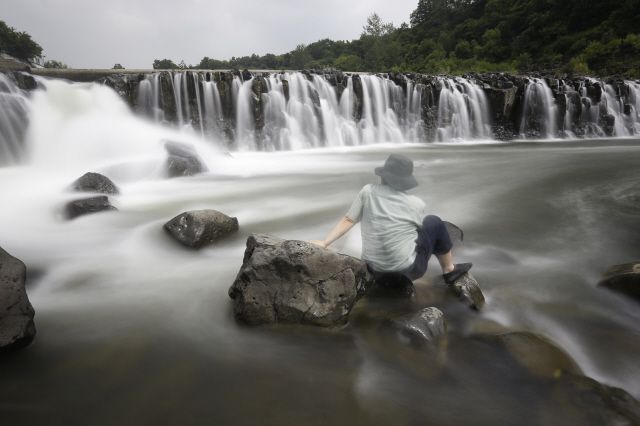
top-left (308, 154), bottom-right (471, 284)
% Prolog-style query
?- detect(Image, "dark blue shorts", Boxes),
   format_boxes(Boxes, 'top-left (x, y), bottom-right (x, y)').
top-left (402, 215), bottom-right (453, 281)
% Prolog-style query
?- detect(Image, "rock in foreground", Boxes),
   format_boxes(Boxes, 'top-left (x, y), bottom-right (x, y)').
top-left (442, 272), bottom-right (485, 310)
top-left (164, 210), bottom-right (238, 249)
top-left (70, 172), bottom-right (119, 195)
top-left (382, 307), bottom-right (447, 348)
top-left (0, 246), bottom-right (35, 350)
top-left (229, 234), bottom-right (374, 327)
top-left (65, 196), bottom-right (118, 220)
top-left (599, 262), bottom-right (640, 302)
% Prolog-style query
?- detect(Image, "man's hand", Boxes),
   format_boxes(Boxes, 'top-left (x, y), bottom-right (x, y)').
top-left (307, 239), bottom-right (327, 248)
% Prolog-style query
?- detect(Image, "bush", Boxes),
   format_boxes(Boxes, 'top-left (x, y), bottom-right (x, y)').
top-left (44, 60), bottom-right (68, 69)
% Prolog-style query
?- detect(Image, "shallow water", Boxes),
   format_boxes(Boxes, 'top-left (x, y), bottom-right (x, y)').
top-left (1, 79), bottom-right (640, 425)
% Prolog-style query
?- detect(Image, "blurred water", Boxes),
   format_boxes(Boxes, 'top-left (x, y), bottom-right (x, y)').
top-left (0, 78), bottom-right (639, 425)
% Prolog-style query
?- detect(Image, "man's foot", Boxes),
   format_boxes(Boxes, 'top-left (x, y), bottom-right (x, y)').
top-left (443, 263), bottom-right (472, 284)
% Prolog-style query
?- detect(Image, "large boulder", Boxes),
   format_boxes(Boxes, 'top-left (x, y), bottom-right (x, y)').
top-left (164, 210), bottom-right (239, 249)
top-left (164, 141), bottom-right (207, 178)
top-left (65, 196), bottom-right (118, 220)
top-left (228, 234), bottom-right (374, 327)
top-left (0, 246), bottom-right (36, 350)
top-left (599, 262), bottom-right (640, 302)
top-left (70, 172), bottom-right (119, 195)
top-left (381, 307), bottom-right (447, 348)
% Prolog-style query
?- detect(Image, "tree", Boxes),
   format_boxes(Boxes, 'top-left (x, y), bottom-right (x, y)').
top-left (153, 59), bottom-right (178, 69)
top-left (290, 44), bottom-right (311, 69)
top-left (0, 21), bottom-right (43, 60)
top-left (112, 63), bottom-right (124, 69)
top-left (360, 13), bottom-right (401, 72)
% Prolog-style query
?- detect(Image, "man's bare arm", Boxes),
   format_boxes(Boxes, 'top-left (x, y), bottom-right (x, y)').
top-left (308, 216), bottom-right (356, 248)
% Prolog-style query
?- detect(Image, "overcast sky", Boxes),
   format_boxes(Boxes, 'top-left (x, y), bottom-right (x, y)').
top-left (3, 0), bottom-right (418, 69)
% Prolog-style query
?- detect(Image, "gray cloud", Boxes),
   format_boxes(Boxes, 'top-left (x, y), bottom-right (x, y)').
top-left (3, 0), bottom-right (417, 69)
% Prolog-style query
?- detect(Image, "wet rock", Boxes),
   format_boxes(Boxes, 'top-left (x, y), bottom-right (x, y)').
top-left (440, 272), bottom-right (485, 310)
top-left (352, 74), bottom-right (364, 121)
top-left (369, 272), bottom-right (415, 299)
top-left (242, 69), bottom-right (252, 81)
top-left (381, 307), bottom-right (447, 348)
top-left (65, 196), bottom-right (117, 220)
top-left (489, 331), bottom-right (581, 378)
top-left (484, 86), bottom-right (520, 140)
top-left (542, 371), bottom-right (640, 426)
top-left (70, 172), bottom-right (119, 195)
top-left (282, 79), bottom-right (290, 103)
top-left (164, 141), bottom-right (207, 178)
top-left (0, 69), bottom-right (37, 91)
top-left (164, 209), bottom-right (239, 249)
top-left (0, 246), bottom-right (36, 350)
top-left (599, 262), bottom-right (640, 303)
top-left (228, 234), bottom-right (374, 327)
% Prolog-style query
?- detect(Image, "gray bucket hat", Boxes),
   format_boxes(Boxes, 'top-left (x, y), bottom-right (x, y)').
top-left (374, 154), bottom-right (418, 191)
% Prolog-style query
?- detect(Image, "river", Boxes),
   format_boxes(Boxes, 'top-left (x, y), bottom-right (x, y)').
top-left (0, 75), bottom-right (639, 425)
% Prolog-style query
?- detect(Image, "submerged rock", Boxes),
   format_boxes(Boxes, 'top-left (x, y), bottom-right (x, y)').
top-left (382, 307), bottom-right (447, 348)
top-left (164, 210), bottom-right (239, 249)
top-left (543, 371), bottom-right (640, 426)
top-left (228, 234), bottom-right (374, 327)
top-left (488, 331), bottom-right (582, 378)
top-left (0, 246), bottom-right (36, 350)
top-left (599, 262), bottom-right (640, 302)
top-left (70, 172), bottom-right (119, 195)
top-left (164, 141), bottom-right (207, 178)
top-left (65, 196), bottom-right (118, 220)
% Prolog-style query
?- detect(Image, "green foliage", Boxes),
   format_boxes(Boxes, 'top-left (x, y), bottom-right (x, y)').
top-left (334, 54), bottom-right (362, 71)
top-left (290, 44), bottom-right (312, 69)
top-left (151, 1), bottom-right (639, 76)
top-left (153, 59), bottom-right (178, 69)
top-left (44, 60), bottom-right (68, 69)
top-left (0, 21), bottom-right (43, 60)
top-left (112, 64), bottom-right (125, 70)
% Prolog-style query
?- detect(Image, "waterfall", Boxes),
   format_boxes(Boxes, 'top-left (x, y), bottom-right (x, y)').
top-left (436, 77), bottom-right (490, 141)
top-left (4, 69), bottom-right (640, 164)
top-left (520, 78), bottom-right (557, 139)
top-left (0, 73), bottom-right (30, 166)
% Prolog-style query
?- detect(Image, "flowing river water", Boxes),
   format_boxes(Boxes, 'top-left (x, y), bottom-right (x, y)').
top-left (0, 76), bottom-right (640, 425)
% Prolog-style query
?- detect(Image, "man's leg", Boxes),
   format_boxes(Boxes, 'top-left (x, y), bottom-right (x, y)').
top-left (403, 215), bottom-right (454, 281)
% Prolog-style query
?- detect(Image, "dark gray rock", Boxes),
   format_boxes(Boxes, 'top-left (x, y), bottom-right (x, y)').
top-left (441, 272), bottom-right (485, 310)
top-left (164, 141), bottom-right (207, 178)
top-left (65, 196), bottom-right (117, 220)
top-left (599, 262), bottom-right (640, 302)
top-left (228, 234), bottom-right (374, 327)
top-left (0, 246), bottom-right (35, 350)
top-left (382, 307), bottom-right (446, 347)
top-left (164, 209), bottom-right (239, 249)
top-left (70, 172), bottom-right (119, 195)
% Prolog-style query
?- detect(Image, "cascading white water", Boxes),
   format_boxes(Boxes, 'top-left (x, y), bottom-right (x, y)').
top-left (234, 76), bottom-right (256, 150)
top-left (138, 73), bottom-right (164, 123)
top-left (436, 77), bottom-right (491, 141)
top-left (202, 73), bottom-right (223, 139)
top-left (0, 73), bottom-right (31, 166)
top-left (520, 78), bottom-right (557, 139)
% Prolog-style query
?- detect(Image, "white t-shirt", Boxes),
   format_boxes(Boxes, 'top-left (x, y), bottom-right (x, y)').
top-left (346, 184), bottom-right (425, 272)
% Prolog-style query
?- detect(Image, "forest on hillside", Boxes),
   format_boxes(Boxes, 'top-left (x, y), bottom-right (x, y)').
top-left (155, 0), bottom-right (640, 77)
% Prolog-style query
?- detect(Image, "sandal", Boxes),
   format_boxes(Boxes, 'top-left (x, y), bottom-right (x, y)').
top-left (443, 263), bottom-right (472, 284)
